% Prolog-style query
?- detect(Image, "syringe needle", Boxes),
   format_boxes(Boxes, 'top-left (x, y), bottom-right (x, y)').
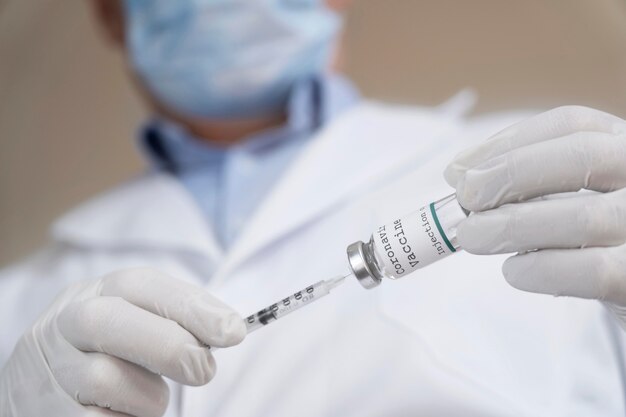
top-left (326, 273), bottom-right (351, 290)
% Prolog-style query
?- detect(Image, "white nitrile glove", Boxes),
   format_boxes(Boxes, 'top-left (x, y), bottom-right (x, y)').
top-left (0, 267), bottom-right (246, 417)
top-left (444, 106), bottom-right (626, 328)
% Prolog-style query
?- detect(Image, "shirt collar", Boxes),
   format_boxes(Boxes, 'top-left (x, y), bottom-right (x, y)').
top-left (138, 73), bottom-right (360, 172)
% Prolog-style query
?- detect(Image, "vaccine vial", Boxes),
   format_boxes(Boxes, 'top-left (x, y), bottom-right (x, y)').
top-left (346, 194), bottom-right (470, 289)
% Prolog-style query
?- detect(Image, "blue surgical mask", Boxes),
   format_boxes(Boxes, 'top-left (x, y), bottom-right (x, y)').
top-left (124, 0), bottom-right (341, 119)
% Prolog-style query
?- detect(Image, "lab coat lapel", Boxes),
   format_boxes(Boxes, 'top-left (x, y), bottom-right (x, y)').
top-left (52, 172), bottom-right (223, 262)
top-left (214, 101), bottom-right (464, 281)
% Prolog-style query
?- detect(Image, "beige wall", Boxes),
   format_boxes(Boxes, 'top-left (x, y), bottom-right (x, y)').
top-left (1, 0), bottom-right (626, 266)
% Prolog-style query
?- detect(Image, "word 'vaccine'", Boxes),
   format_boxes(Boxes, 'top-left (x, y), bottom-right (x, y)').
top-left (347, 194), bottom-right (469, 289)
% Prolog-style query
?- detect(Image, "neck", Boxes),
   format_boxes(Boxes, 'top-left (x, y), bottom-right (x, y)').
top-left (169, 112), bottom-right (288, 146)
top-left (145, 90), bottom-right (288, 145)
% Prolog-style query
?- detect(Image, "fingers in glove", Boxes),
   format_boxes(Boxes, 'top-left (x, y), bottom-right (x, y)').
top-left (502, 245), bottom-right (626, 305)
top-left (458, 189), bottom-right (626, 254)
top-left (99, 268), bottom-right (246, 348)
top-left (83, 407), bottom-right (134, 417)
top-left (445, 105), bottom-right (626, 186)
top-left (54, 352), bottom-right (168, 417)
top-left (58, 296), bottom-right (216, 386)
top-left (455, 132), bottom-right (626, 211)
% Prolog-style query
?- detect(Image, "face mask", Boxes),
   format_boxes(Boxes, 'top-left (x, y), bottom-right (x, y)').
top-left (124, 0), bottom-right (341, 119)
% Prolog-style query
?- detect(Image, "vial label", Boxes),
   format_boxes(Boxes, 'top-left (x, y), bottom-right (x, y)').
top-left (372, 203), bottom-right (456, 278)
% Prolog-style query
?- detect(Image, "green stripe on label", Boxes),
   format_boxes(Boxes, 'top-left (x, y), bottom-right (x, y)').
top-left (430, 202), bottom-right (456, 253)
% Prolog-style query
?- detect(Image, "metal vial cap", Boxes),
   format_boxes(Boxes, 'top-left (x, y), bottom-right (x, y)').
top-left (347, 241), bottom-right (383, 290)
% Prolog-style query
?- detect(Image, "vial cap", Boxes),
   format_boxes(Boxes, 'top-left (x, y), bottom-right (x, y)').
top-left (347, 241), bottom-right (383, 290)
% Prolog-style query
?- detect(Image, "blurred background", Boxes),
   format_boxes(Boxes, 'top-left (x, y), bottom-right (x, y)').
top-left (1, 0), bottom-right (626, 266)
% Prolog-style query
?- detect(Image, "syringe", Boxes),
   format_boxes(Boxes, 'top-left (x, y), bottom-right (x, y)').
top-left (211, 275), bottom-right (349, 350)
top-left (244, 274), bottom-right (348, 333)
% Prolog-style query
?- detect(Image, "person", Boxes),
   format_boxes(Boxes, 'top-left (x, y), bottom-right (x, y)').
top-left (1, 0), bottom-right (626, 416)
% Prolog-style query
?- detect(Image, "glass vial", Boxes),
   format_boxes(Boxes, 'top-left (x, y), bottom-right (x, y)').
top-left (346, 194), bottom-right (470, 289)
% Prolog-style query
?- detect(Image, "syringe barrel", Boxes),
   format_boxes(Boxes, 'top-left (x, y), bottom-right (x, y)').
top-left (347, 193), bottom-right (469, 289)
top-left (244, 280), bottom-right (332, 333)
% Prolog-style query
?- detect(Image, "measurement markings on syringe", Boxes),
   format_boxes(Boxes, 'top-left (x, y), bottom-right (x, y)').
top-left (246, 285), bottom-right (318, 327)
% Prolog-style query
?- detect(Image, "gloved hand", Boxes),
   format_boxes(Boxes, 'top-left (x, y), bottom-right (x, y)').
top-left (0, 267), bottom-right (246, 417)
top-left (444, 106), bottom-right (626, 328)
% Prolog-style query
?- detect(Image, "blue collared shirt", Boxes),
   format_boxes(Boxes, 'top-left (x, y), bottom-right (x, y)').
top-left (140, 75), bottom-right (359, 248)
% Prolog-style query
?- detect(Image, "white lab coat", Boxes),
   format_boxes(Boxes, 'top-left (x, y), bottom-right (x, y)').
top-left (1, 100), bottom-right (625, 416)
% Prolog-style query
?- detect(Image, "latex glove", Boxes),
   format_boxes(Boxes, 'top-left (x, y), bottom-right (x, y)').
top-left (0, 267), bottom-right (246, 417)
top-left (444, 106), bottom-right (626, 328)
